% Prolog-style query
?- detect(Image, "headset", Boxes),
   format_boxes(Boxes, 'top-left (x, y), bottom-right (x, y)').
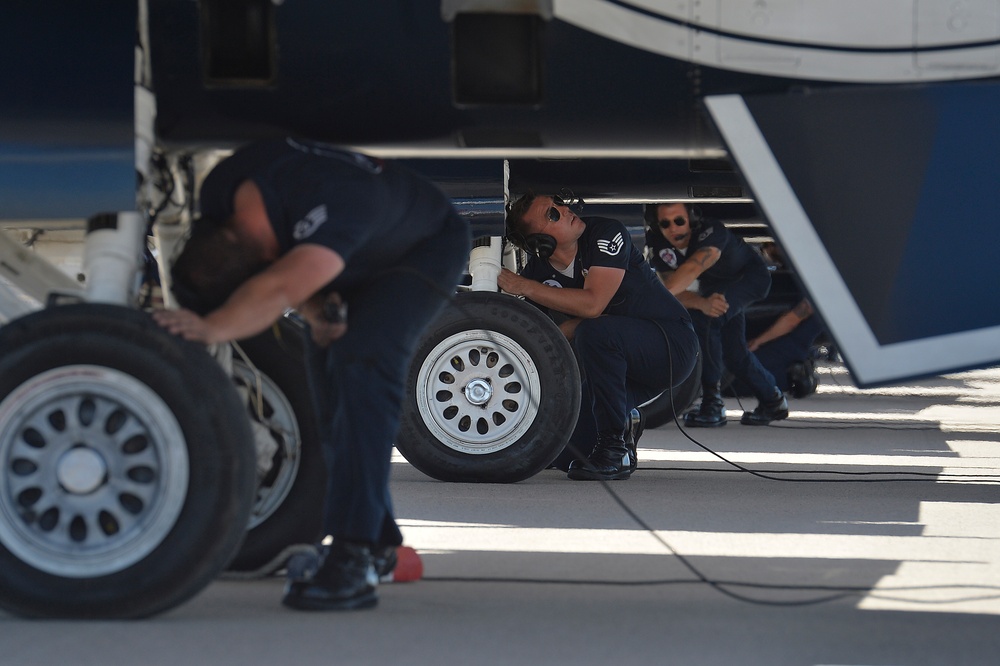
top-left (504, 219), bottom-right (557, 260)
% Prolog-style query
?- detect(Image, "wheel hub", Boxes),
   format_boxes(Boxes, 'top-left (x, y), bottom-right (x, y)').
top-left (464, 378), bottom-right (493, 406)
top-left (414, 332), bottom-right (541, 455)
top-left (56, 447), bottom-right (107, 494)
top-left (231, 359), bottom-right (303, 531)
top-left (0, 365), bottom-right (189, 577)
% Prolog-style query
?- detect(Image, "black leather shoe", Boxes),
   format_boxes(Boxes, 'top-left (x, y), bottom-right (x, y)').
top-left (626, 408), bottom-right (644, 474)
top-left (740, 391), bottom-right (789, 425)
top-left (282, 541), bottom-right (378, 611)
top-left (788, 360), bottom-right (819, 398)
top-left (683, 408), bottom-right (728, 428)
top-left (285, 543), bottom-right (325, 583)
top-left (684, 396), bottom-right (728, 428)
top-left (373, 545), bottom-right (397, 581)
top-left (567, 430), bottom-right (632, 481)
top-left (683, 386), bottom-right (727, 428)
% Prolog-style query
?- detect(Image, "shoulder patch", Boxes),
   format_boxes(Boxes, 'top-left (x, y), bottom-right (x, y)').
top-left (543, 279), bottom-right (563, 288)
top-left (597, 231), bottom-right (625, 256)
top-left (658, 247), bottom-right (678, 269)
top-left (292, 204), bottom-right (328, 240)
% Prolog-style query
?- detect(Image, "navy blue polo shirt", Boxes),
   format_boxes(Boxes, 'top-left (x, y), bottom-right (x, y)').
top-left (645, 218), bottom-right (767, 292)
top-left (521, 216), bottom-right (689, 324)
top-left (198, 138), bottom-right (457, 292)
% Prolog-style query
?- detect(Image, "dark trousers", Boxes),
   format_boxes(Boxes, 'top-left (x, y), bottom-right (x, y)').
top-left (553, 315), bottom-right (698, 467)
top-left (693, 270), bottom-right (777, 400)
top-left (308, 212), bottom-right (469, 546)
top-left (738, 315), bottom-right (824, 393)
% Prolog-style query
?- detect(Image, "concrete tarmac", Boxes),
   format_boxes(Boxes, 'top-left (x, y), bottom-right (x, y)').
top-left (4, 362), bottom-right (1000, 665)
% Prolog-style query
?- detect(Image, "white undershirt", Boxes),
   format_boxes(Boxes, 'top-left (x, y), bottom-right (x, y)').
top-left (554, 262), bottom-right (574, 279)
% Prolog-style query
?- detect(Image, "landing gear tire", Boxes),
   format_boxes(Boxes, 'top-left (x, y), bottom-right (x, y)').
top-left (0, 304), bottom-right (256, 618)
top-left (639, 353), bottom-right (703, 429)
top-left (397, 292), bottom-right (581, 483)
top-left (226, 318), bottom-right (325, 572)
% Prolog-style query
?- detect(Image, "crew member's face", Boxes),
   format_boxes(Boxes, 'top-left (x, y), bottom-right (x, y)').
top-left (656, 203), bottom-right (691, 249)
top-left (524, 196), bottom-right (582, 247)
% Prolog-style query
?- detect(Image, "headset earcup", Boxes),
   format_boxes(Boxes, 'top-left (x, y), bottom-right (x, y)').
top-left (642, 204), bottom-right (658, 230)
top-left (524, 233), bottom-right (556, 260)
top-left (688, 204), bottom-right (703, 231)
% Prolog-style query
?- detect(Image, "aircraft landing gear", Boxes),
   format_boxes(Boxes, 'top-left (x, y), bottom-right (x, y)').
top-left (0, 304), bottom-right (256, 618)
top-left (226, 319), bottom-right (325, 573)
top-left (396, 291), bottom-right (581, 483)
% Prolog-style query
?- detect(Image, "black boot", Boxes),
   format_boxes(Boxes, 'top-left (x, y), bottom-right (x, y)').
top-left (567, 430), bottom-right (632, 481)
top-left (740, 389), bottom-right (789, 425)
top-left (788, 359), bottom-right (818, 398)
top-left (684, 383), bottom-right (727, 427)
top-left (282, 540), bottom-right (378, 611)
top-left (625, 408), bottom-right (644, 474)
top-left (372, 545), bottom-right (398, 581)
top-left (285, 543), bottom-right (326, 583)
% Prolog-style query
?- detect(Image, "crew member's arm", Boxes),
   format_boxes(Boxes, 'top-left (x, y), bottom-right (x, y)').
top-left (497, 265), bottom-right (625, 319)
top-left (557, 317), bottom-right (584, 341)
top-left (154, 243), bottom-right (344, 344)
top-left (668, 288), bottom-right (728, 317)
top-left (748, 299), bottom-right (814, 352)
top-left (656, 246), bottom-right (728, 317)
top-left (661, 246), bottom-right (720, 295)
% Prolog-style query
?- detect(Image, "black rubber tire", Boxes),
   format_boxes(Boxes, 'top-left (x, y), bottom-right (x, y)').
top-left (226, 318), bottom-right (325, 572)
top-left (396, 292), bottom-right (581, 483)
top-left (639, 352), bottom-right (703, 429)
top-left (0, 304), bottom-right (256, 618)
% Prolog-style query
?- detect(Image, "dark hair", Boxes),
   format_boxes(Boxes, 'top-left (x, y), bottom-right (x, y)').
top-left (504, 191), bottom-right (538, 251)
top-left (169, 219), bottom-right (267, 315)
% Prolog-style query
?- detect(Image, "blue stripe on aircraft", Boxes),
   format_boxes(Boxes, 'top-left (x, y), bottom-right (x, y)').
top-left (886, 84), bottom-right (1000, 342)
top-left (0, 2), bottom-right (135, 221)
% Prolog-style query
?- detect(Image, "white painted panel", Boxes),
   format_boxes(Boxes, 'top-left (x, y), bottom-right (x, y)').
top-left (916, 0), bottom-right (1000, 72)
top-left (718, 0), bottom-right (914, 47)
top-left (556, 0), bottom-right (1000, 82)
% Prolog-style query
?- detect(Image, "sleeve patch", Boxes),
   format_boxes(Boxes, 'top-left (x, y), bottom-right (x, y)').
top-left (597, 232), bottom-right (625, 256)
top-left (658, 247), bottom-right (678, 268)
top-left (292, 204), bottom-right (329, 240)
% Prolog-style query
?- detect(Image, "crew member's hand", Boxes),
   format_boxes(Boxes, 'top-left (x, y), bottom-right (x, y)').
top-left (309, 320), bottom-right (347, 348)
top-left (702, 292), bottom-right (729, 318)
top-left (301, 292), bottom-right (348, 348)
top-left (497, 268), bottom-right (532, 297)
top-left (558, 317), bottom-right (582, 341)
top-left (748, 337), bottom-right (762, 352)
top-left (153, 308), bottom-right (220, 344)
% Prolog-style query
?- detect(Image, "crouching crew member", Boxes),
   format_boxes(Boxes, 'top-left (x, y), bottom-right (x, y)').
top-left (499, 192), bottom-right (698, 480)
top-left (644, 202), bottom-right (787, 426)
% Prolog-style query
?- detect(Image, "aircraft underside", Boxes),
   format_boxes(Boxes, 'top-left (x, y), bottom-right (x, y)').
top-left (0, 0), bottom-right (998, 619)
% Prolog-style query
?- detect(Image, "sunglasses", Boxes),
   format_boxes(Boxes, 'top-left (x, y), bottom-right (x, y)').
top-left (546, 206), bottom-right (562, 223)
top-left (658, 216), bottom-right (687, 229)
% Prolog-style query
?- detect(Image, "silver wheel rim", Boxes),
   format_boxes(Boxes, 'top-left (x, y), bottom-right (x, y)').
top-left (415, 330), bottom-right (541, 455)
top-left (0, 366), bottom-right (188, 577)
top-left (231, 360), bottom-right (301, 530)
